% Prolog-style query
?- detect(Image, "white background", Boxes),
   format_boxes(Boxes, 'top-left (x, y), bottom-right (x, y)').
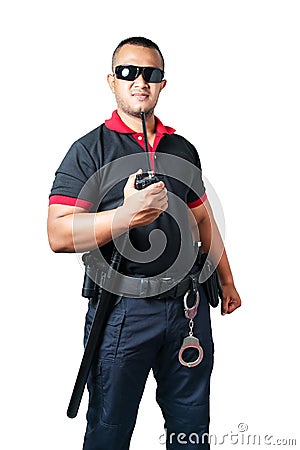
top-left (1, 1), bottom-right (299, 449)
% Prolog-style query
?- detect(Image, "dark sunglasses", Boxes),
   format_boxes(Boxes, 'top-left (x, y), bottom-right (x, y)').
top-left (114, 65), bottom-right (164, 83)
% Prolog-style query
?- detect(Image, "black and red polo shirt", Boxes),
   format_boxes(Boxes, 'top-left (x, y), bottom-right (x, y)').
top-left (49, 110), bottom-right (207, 276)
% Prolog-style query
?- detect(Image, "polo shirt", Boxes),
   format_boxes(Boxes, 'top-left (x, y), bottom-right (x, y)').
top-left (49, 111), bottom-right (207, 276)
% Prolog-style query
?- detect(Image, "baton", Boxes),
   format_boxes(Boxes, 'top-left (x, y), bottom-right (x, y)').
top-left (67, 246), bottom-right (122, 418)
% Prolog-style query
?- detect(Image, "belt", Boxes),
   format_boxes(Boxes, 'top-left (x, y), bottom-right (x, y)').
top-left (101, 268), bottom-right (201, 300)
top-left (150, 270), bottom-right (200, 299)
top-left (83, 253), bottom-right (201, 300)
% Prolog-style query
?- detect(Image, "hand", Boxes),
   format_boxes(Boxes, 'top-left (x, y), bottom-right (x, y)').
top-left (122, 169), bottom-right (168, 228)
top-left (221, 283), bottom-right (242, 315)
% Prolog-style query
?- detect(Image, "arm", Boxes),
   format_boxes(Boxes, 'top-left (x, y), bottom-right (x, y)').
top-left (47, 170), bottom-right (168, 253)
top-left (189, 200), bottom-right (241, 315)
top-left (47, 204), bottom-right (128, 253)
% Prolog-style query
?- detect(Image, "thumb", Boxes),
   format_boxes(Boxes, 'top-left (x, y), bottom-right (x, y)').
top-left (127, 169), bottom-right (142, 188)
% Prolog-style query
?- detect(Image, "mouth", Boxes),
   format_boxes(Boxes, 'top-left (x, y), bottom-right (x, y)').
top-left (132, 92), bottom-right (149, 101)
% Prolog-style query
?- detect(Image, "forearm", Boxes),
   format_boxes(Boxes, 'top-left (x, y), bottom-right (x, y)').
top-left (198, 207), bottom-right (234, 286)
top-left (48, 175), bottom-right (168, 254)
top-left (48, 205), bottom-right (130, 253)
top-left (191, 200), bottom-right (241, 314)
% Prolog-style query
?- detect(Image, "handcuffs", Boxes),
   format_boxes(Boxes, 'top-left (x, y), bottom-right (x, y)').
top-left (178, 275), bottom-right (204, 368)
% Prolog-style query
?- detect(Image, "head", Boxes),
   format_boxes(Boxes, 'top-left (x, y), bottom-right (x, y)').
top-left (107, 37), bottom-right (167, 120)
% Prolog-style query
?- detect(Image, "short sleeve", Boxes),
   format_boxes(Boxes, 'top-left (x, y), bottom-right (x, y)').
top-left (186, 145), bottom-right (207, 208)
top-left (49, 141), bottom-right (98, 210)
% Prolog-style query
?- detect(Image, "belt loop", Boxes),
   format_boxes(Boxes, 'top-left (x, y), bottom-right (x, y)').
top-left (191, 274), bottom-right (198, 294)
top-left (139, 277), bottom-right (148, 298)
top-left (160, 276), bottom-right (175, 299)
top-left (156, 278), bottom-right (163, 299)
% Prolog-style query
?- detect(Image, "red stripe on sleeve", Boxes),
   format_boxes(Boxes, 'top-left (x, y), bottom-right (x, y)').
top-left (188, 192), bottom-right (207, 208)
top-left (49, 195), bottom-right (93, 210)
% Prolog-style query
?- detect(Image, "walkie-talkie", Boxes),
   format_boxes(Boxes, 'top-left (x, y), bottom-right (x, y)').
top-left (135, 111), bottom-right (160, 190)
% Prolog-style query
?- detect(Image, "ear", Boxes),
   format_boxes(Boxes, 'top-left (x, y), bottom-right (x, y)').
top-left (160, 79), bottom-right (167, 92)
top-left (107, 74), bottom-right (115, 93)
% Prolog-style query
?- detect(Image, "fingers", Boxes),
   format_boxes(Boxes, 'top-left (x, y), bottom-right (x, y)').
top-left (221, 296), bottom-right (230, 315)
top-left (221, 296), bottom-right (242, 315)
top-left (220, 284), bottom-right (242, 316)
top-left (146, 182), bottom-right (167, 198)
top-left (144, 180), bottom-right (165, 191)
top-left (123, 171), bottom-right (168, 226)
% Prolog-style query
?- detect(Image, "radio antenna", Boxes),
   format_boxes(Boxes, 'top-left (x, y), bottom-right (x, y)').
top-left (141, 111), bottom-right (152, 172)
top-left (134, 111), bottom-right (158, 190)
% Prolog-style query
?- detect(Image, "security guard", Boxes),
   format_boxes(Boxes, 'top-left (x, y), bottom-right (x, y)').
top-left (48, 37), bottom-right (241, 450)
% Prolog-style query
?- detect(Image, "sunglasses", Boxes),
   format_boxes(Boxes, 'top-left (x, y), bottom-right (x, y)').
top-left (114, 65), bottom-right (164, 83)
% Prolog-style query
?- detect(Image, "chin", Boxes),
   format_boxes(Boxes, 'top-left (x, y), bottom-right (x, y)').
top-left (132, 107), bottom-right (154, 117)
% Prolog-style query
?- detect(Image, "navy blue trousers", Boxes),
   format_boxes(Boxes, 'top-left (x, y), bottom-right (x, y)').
top-left (83, 284), bottom-right (214, 450)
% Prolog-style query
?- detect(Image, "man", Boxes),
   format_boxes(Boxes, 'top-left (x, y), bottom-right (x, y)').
top-left (48, 37), bottom-right (241, 449)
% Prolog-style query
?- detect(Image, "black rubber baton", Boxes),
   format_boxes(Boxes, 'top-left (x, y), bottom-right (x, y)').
top-left (67, 247), bottom-right (122, 418)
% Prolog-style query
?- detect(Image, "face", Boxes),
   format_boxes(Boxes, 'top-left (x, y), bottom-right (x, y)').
top-left (107, 44), bottom-right (167, 118)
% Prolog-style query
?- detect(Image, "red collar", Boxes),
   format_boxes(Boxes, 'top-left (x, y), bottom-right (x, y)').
top-left (105, 110), bottom-right (176, 136)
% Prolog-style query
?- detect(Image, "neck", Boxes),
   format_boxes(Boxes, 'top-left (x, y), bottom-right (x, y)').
top-left (117, 109), bottom-right (156, 134)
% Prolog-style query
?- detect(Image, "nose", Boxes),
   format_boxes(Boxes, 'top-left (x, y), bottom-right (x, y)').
top-left (133, 73), bottom-right (149, 87)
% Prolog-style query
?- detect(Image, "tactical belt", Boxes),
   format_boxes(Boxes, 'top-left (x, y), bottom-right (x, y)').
top-left (118, 270), bottom-right (201, 300)
top-left (82, 252), bottom-right (221, 306)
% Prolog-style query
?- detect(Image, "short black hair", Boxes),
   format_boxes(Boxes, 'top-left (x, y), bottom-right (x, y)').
top-left (112, 36), bottom-right (164, 71)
